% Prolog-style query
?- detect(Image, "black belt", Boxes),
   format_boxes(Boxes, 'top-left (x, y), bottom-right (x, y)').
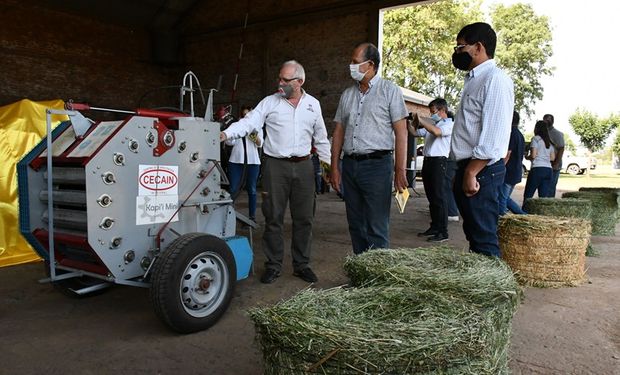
top-left (265, 154), bottom-right (310, 162)
top-left (344, 150), bottom-right (392, 161)
top-left (425, 156), bottom-right (447, 159)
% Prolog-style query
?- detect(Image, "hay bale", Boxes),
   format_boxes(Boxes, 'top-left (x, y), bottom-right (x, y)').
top-left (343, 247), bottom-right (520, 312)
top-left (250, 248), bottom-right (520, 374)
top-left (523, 198), bottom-right (592, 220)
top-left (342, 247), bottom-right (520, 373)
top-left (498, 215), bottom-right (590, 287)
top-left (562, 191), bottom-right (618, 235)
top-left (578, 187), bottom-right (620, 217)
top-left (249, 286), bottom-right (508, 374)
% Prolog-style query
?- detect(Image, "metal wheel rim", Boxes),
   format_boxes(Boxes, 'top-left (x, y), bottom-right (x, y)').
top-left (567, 165), bottom-right (579, 175)
top-left (179, 251), bottom-right (229, 318)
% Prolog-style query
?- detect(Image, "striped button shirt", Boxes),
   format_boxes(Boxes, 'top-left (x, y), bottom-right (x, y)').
top-left (450, 59), bottom-right (514, 164)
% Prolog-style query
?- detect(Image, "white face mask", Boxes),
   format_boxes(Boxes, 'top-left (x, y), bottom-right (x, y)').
top-left (349, 60), bottom-right (370, 81)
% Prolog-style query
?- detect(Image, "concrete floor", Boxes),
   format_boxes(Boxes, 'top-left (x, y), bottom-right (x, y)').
top-left (0, 184), bottom-right (619, 374)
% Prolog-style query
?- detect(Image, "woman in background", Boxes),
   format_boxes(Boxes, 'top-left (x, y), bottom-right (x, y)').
top-left (523, 120), bottom-right (555, 207)
top-left (226, 106), bottom-right (262, 222)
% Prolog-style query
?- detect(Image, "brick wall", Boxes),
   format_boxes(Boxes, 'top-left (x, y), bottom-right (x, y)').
top-left (1, 0), bottom-right (419, 129)
top-left (0, 1), bottom-right (179, 114)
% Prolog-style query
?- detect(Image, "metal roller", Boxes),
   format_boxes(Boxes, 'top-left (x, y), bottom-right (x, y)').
top-left (42, 208), bottom-right (88, 231)
top-left (43, 167), bottom-right (86, 185)
top-left (39, 190), bottom-right (87, 207)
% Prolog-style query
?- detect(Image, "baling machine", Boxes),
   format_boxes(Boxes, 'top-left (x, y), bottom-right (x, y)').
top-left (17, 72), bottom-right (253, 333)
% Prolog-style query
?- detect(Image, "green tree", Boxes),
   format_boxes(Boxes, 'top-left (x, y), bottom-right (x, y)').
top-left (382, 0), bottom-right (481, 108)
top-left (569, 109), bottom-right (619, 153)
top-left (382, 1), bottom-right (553, 115)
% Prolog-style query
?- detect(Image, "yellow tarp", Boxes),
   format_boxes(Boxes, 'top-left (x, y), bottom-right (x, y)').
top-left (0, 99), bottom-right (68, 267)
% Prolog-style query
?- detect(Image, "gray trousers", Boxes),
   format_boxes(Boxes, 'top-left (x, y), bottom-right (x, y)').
top-left (261, 157), bottom-right (316, 272)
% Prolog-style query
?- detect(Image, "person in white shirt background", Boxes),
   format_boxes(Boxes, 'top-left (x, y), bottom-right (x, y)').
top-left (522, 120), bottom-right (556, 204)
top-left (410, 98), bottom-right (454, 243)
top-left (225, 106), bottom-right (262, 222)
top-left (220, 60), bottom-right (331, 284)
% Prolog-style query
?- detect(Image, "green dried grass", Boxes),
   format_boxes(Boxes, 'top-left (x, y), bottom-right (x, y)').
top-left (249, 286), bottom-right (509, 374)
top-left (343, 247), bottom-right (520, 312)
top-left (523, 198), bottom-right (592, 220)
top-left (562, 191), bottom-right (618, 235)
top-left (250, 247), bottom-right (520, 374)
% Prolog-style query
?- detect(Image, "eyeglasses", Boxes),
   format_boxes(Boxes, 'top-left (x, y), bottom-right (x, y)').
top-left (278, 77), bottom-right (299, 83)
top-left (453, 44), bottom-right (471, 52)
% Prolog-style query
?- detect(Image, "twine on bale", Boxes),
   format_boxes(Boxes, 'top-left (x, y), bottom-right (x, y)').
top-left (498, 215), bottom-right (590, 287)
top-left (562, 191), bottom-right (619, 235)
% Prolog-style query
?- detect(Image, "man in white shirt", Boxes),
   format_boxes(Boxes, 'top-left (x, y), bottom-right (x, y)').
top-left (410, 98), bottom-right (454, 243)
top-left (220, 60), bottom-right (331, 284)
top-left (450, 22), bottom-right (514, 257)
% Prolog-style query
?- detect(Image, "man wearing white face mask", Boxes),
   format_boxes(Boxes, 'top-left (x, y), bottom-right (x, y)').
top-left (220, 60), bottom-right (331, 284)
top-left (330, 42), bottom-right (408, 254)
top-left (409, 98), bottom-right (454, 243)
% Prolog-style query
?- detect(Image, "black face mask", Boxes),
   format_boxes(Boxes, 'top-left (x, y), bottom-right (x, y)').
top-left (452, 51), bottom-right (472, 71)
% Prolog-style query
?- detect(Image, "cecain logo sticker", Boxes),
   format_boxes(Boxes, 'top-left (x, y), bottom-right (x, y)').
top-left (138, 165), bottom-right (179, 196)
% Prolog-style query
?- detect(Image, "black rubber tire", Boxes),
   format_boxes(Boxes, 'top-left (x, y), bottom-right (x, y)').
top-left (43, 261), bottom-right (110, 298)
top-left (149, 233), bottom-right (236, 334)
top-left (566, 164), bottom-right (580, 175)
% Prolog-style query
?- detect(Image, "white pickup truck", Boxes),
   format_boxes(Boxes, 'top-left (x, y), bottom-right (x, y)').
top-left (523, 154), bottom-right (597, 175)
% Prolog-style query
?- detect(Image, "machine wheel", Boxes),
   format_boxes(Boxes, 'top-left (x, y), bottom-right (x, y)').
top-left (44, 261), bottom-right (110, 298)
top-left (566, 164), bottom-right (580, 175)
top-left (150, 233), bottom-right (236, 333)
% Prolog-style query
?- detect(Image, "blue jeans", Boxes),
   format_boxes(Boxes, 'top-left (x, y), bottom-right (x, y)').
top-left (228, 162), bottom-right (260, 219)
top-left (523, 167), bottom-right (553, 204)
top-left (499, 183), bottom-right (526, 215)
top-left (342, 155), bottom-right (393, 254)
top-left (549, 169), bottom-right (561, 197)
top-left (444, 159), bottom-right (459, 217)
top-left (454, 160), bottom-right (505, 257)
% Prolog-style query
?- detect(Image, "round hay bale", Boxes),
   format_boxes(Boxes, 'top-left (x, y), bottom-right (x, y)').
top-left (523, 198), bottom-right (592, 220)
top-left (498, 215), bottom-right (590, 287)
top-left (249, 286), bottom-right (508, 374)
top-left (562, 191), bottom-right (619, 235)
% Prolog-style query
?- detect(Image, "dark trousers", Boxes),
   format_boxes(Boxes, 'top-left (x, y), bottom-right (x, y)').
top-left (454, 160), bottom-right (505, 257)
top-left (261, 157), bottom-right (315, 272)
top-left (523, 167), bottom-right (553, 203)
top-left (422, 157), bottom-right (448, 235)
top-left (444, 159), bottom-right (459, 217)
top-left (342, 154), bottom-right (393, 254)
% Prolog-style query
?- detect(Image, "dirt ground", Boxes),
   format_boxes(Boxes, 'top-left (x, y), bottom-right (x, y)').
top-left (1, 180), bottom-right (619, 375)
